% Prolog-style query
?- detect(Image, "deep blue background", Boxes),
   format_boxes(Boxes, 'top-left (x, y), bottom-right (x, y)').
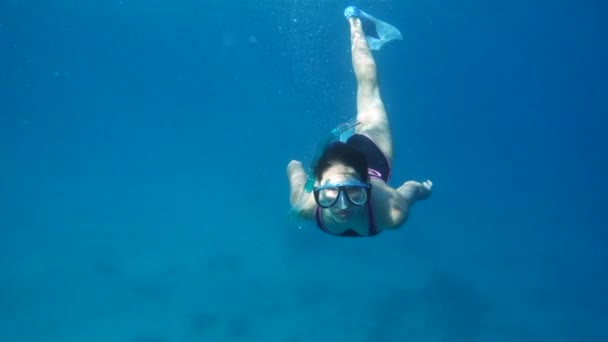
top-left (1, 1), bottom-right (606, 341)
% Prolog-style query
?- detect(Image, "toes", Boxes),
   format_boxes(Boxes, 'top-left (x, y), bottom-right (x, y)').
top-left (424, 180), bottom-right (433, 189)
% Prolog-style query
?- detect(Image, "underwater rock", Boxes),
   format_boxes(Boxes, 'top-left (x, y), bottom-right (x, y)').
top-left (293, 283), bottom-right (330, 307)
top-left (205, 254), bottom-right (242, 275)
top-left (225, 315), bottom-right (250, 337)
top-left (189, 311), bottom-right (220, 332)
top-left (421, 271), bottom-right (494, 342)
top-left (91, 259), bottom-right (123, 278)
top-left (131, 336), bottom-right (169, 342)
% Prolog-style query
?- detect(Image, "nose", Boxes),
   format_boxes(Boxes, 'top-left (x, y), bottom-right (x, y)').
top-left (337, 191), bottom-right (349, 209)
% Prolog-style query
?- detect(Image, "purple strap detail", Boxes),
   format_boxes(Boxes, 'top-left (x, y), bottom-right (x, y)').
top-left (368, 168), bottom-right (383, 179)
top-left (366, 192), bottom-right (380, 236)
top-left (314, 206), bottom-right (329, 233)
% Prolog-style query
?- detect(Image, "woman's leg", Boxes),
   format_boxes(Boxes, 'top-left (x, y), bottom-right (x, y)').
top-left (349, 17), bottom-right (393, 165)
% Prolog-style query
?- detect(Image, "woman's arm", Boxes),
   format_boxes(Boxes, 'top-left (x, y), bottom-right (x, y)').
top-left (287, 160), bottom-right (316, 219)
top-left (374, 179), bottom-right (433, 229)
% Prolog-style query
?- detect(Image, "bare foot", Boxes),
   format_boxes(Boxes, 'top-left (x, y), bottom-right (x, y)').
top-left (400, 180), bottom-right (433, 201)
top-left (418, 180), bottom-right (433, 200)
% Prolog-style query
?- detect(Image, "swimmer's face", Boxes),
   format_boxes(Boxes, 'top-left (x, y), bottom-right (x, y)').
top-left (318, 164), bottom-right (368, 222)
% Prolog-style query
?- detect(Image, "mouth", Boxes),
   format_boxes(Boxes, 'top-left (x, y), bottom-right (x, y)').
top-left (335, 210), bottom-right (351, 218)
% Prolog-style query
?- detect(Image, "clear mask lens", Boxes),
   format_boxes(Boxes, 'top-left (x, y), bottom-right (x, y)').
top-left (345, 186), bottom-right (367, 205)
top-left (315, 184), bottom-right (368, 208)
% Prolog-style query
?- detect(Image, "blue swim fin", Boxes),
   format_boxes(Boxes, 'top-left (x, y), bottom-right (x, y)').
top-left (344, 6), bottom-right (402, 50)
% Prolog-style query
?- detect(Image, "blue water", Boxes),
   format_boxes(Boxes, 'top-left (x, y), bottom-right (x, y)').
top-left (1, 1), bottom-right (607, 341)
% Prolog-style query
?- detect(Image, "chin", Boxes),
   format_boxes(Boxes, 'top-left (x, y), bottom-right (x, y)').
top-left (332, 216), bottom-right (348, 223)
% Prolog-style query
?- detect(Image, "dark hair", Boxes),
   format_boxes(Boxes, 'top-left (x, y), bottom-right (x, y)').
top-left (313, 141), bottom-right (369, 182)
